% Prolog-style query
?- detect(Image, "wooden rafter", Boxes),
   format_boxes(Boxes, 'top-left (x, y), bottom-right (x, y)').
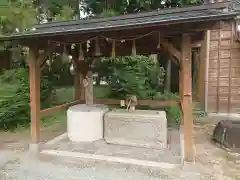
top-left (161, 36), bottom-right (202, 66)
top-left (161, 38), bottom-right (181, 63)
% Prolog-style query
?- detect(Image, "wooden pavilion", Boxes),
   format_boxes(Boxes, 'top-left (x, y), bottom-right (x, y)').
top-left (1, 0), bottom-right (240, 163)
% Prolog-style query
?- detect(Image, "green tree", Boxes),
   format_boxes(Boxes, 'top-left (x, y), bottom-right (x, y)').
top-left (99, 56), bottom-right (165, 99)
top-left (0, 0), bottom-right (37, 34)
top-left (83, 0), bottom-right (202, 16)
top-left (55, 5), bottom-right (75, 21)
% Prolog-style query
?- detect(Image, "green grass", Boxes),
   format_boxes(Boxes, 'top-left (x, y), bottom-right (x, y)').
top-left (55, 85), bottom-right (110, 104)
top-left (55, 86), bottom-right (75, 104)
top-left (40, 111), bottom-right (67, 128)
top-left (40, 85), bottom-right (110, 128)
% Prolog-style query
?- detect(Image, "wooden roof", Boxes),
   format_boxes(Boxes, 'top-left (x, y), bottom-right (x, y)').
top-left (0, 2), bottom-right (239, 43)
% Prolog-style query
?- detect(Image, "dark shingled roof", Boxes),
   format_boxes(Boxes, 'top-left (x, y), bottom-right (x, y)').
top-left (0, 2), bottom-right (239, 41)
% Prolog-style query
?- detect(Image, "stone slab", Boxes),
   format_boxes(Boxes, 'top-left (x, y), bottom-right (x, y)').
top-left (104, 109), bottom-right (167, 149)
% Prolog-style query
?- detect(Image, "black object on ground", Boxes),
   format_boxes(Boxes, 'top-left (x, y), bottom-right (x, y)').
top-left (212, 120), bottom-right (240, 152)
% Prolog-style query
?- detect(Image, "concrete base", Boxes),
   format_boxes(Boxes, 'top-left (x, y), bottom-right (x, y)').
top-left (41, 149), bottom-right (179, 169)
top-left (29, 143), bottom-right (42, 155)
top-left (179, 126), bottom-right (184, 165)
top-left (43, 131), bottom-right (181, 169)
top-left (67, 104), bottom-right (108, 142)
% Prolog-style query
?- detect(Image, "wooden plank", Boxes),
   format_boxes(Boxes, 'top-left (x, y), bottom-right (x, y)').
top-left (28, 48), bottom-right (41, 144)
top-left (94, 99), bottom-right (178, 107)
top-left (181, 33), bottom-right (194, 162)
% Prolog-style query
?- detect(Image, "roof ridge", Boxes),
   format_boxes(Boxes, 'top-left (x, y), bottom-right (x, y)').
top-left (35, 2), bottom-right (229, 30)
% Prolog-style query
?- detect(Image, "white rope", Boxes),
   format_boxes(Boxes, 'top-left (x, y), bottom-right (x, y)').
top-left (100, 31), bottom-right (157, 41)
top-left (49, 31), bottom-right (158, 45)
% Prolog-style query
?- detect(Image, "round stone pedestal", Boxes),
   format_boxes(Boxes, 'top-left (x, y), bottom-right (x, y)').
top-left (67, 104), bottom-right (108, 142)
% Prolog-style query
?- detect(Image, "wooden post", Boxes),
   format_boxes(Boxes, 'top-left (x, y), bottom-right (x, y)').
top-left (165, 59), bottom-right (171, 91)
top-left (85, 71), bottom-right (94, 105)
top-left (80, 74), bottom-right (85, 101)
top-left (181, 34), bottom-right (194, 162)
top-left (74, 60), bottom-right (82, 101)
top-left (197, 43), bottom-right (204, 101)
top-left (73, 56), bottom-right (85, 102)
top-left (28, 48), bottom-right (41, 147)
top-left (179, 67), bottom-right (183, 125)
top-left (192, 50), bottom-right (198, 96)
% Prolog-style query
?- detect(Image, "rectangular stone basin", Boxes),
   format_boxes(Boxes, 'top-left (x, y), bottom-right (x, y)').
top-left (104, 109), bottom-right (167, 149)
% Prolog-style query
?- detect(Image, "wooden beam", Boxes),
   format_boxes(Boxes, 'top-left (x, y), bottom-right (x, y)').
top-left (40, 100), bottom-right (84, 117)
top-left (94, 99), bottom-right (178, 107)
top-left (181, 33), bottom-right (194, 162)
top-left (161, 38), bottom-right (181, 61)
top-left (28, 48), bottom-right (41, 144)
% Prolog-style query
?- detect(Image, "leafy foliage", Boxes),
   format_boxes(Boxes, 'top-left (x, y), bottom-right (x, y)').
top-left (36, 0), bottom-right (77, 17)
top-left (97, 55), bottom-right (181, 125)
top-left (100, 55), bottom-right (165, 99)
top-left (83, 0), bottom-right (203, 16)
top-left (55, 5), bottom-right (75, 21)
top-left (0, 0), bottom-right (37, 34)
top-left (165, 106), bottom-right (181, 126)
top-left (157, 91), bottom-right (181, 125)
top-left (42, 54), bottom-right (73, 86)
top-left (0, 68), bottom-right (54, 130)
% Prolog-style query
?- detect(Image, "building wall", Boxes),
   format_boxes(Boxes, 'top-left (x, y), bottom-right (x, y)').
top-left (207, 21), bottom-right (240, 113)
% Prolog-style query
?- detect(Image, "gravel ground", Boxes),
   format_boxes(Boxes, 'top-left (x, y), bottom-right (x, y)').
top-left (0, 150), bottom-right (186, 180)
top-left (0, 148), bottom-right (239, 180)
top-left (0, 117), bottom-right (239, 180)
